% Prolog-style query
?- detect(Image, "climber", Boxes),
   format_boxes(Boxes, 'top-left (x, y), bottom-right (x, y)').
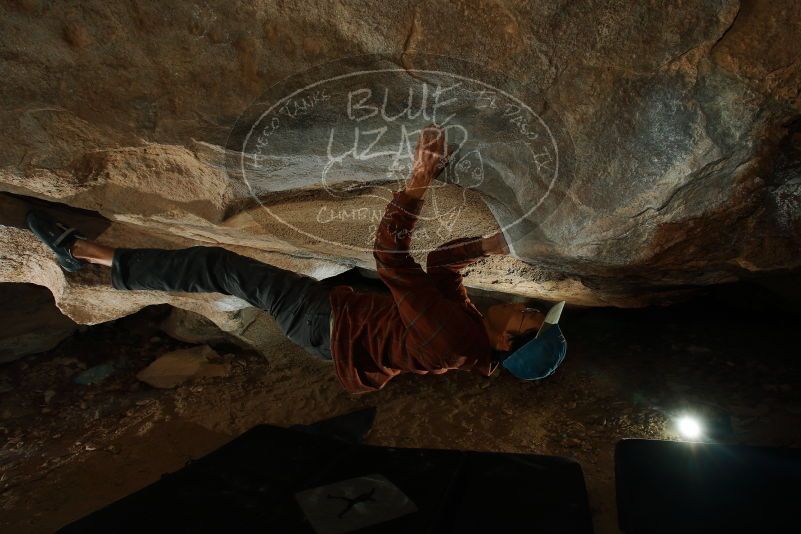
top-left (26, 125), bottom-right (566, 394)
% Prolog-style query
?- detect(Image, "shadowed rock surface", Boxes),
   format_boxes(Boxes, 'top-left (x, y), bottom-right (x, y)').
top-left (0, 284), bottom-right (77, 363)
top-left (1, 0), bottom-right (800, 327)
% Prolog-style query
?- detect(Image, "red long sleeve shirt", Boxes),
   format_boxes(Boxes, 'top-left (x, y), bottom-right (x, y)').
top-left (329, 190), bottom-right (497, 394)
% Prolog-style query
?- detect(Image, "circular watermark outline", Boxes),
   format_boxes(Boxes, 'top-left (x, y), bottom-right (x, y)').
top-left (237, 65), bottom-right (560, 255)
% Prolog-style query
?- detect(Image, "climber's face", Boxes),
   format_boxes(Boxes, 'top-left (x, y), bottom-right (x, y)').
top-left (483, 303), bottom-right (544, 351)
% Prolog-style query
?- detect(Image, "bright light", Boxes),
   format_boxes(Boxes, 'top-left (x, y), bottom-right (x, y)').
top-left (676, 416), bottom-right (703, 440)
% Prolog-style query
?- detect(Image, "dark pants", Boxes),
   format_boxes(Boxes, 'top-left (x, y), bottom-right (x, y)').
top-left (111, 247), bottom-right (332, 359)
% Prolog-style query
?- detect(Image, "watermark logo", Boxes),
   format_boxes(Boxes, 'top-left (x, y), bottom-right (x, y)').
top-left (229, 56), bottom-right (560, 255)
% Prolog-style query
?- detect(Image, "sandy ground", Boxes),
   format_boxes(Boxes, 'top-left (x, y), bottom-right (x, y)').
top-left (1, 294), bottom-right (800, 533)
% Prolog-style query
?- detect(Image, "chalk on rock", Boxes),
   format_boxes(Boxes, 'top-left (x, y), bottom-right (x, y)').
top-left (136, 345), bottom-right (230, 389)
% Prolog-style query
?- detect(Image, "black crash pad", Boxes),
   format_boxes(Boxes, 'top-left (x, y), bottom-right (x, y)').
top-left (60, 420), bottom-right (592, 533)
top-left (616, 438), bottom-right (801, 533)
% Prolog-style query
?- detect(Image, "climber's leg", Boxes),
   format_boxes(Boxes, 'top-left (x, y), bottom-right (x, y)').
top-left (109, 246), bottom-right (332, 359)
top-left (26, 207), bottom-right (332, 358)
top-left (71, 239), bottom-right (114, 267)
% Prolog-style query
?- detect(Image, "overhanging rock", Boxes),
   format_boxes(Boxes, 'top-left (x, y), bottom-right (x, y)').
top-left (0, 0), bottom-right (799, 315)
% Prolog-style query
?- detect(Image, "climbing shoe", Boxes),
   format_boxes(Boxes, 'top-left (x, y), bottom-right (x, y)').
top-left (26, 210), bottom-right (88, 272)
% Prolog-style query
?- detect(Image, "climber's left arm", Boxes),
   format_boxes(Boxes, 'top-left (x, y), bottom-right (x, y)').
top-left (426, 233), bottom-right (508, 302)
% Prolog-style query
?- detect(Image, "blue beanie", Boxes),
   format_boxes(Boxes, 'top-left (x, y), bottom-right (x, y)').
top-left (501, 323), bottom-right (567, 381)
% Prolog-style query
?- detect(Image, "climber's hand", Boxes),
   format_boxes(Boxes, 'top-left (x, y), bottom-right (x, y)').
top-left (406, 124), bottom-right (449, 200)
top-left (480, 232), bottom-right (510, 255)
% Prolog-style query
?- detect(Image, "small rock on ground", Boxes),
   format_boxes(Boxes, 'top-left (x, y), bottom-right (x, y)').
top-left (136, 345), bottom-right (229, 389)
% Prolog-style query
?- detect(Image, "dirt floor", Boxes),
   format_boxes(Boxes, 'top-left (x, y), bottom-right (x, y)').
top-left (1, 288), bottom-right (800, 533)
